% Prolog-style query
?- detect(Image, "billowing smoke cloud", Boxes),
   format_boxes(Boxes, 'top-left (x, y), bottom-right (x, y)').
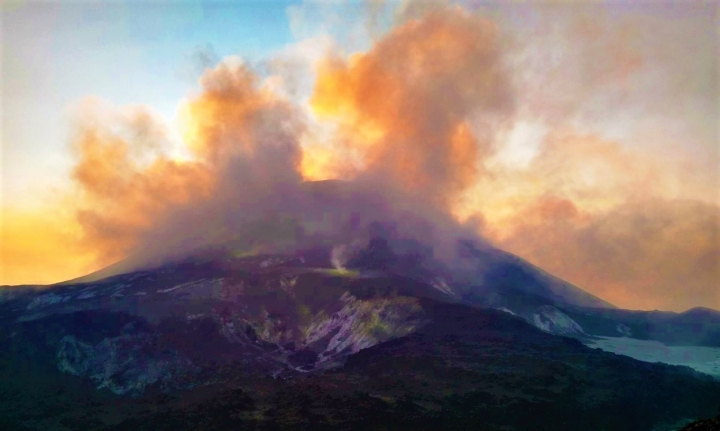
top-left (62, 2), bottom-right (718, 311)
top-left (309, 6), bottom-right (511, 205)
top-left (458, 1), bottom-right (720, 311)
top-left (71, 98), bottom-right (215, 264)
top-left (70, 8), bottom-right (505, 274)
top-left (72, 57), bottom-right (305, 266)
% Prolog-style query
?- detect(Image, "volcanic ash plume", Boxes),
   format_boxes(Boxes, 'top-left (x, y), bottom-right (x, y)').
top-left (309, 6), bottom-right (512, 204)
top-left (69, 7), bottom-right (509, 273)
top-left (71, 57), bottom-right (303, 266)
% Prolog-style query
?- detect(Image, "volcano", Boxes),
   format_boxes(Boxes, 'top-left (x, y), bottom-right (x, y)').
top-left (2, 198), bottom-right (720, 431)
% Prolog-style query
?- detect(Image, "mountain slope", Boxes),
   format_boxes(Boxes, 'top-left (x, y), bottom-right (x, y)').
top-left (2, 297), bottom-right (718, 431)
top-left (2, 237), bottom-right (719, 430)
top-left (455, 242), bottom-right (616, 309)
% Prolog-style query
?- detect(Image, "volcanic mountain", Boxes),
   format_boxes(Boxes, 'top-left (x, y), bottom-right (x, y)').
top-left (2, 216), bottom-right (720, 431)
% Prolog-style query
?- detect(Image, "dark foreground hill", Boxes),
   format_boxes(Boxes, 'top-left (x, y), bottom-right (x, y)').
top-left (2, 301), bottom-right (719, 431)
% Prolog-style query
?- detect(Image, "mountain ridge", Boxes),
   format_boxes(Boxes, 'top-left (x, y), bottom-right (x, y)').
top-left (2, 219), bottom-right (719, 429)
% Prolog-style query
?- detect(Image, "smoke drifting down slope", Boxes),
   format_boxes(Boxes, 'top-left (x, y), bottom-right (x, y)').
top-left (63, 4), bottom-right (719, 311)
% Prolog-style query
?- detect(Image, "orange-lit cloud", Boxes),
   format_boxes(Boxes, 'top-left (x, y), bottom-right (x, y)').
top-left (308, 6), bottom-right (511, 204)
top-left (65, 58), bottom-right (310, 268)
top-left (299, 141), bottom-right (354, 182)
top-left (70, 99), bottom-right (214, 265)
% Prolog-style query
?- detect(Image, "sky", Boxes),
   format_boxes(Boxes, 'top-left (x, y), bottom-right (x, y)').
top-left (1, 0), bottom-right (718, 312)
